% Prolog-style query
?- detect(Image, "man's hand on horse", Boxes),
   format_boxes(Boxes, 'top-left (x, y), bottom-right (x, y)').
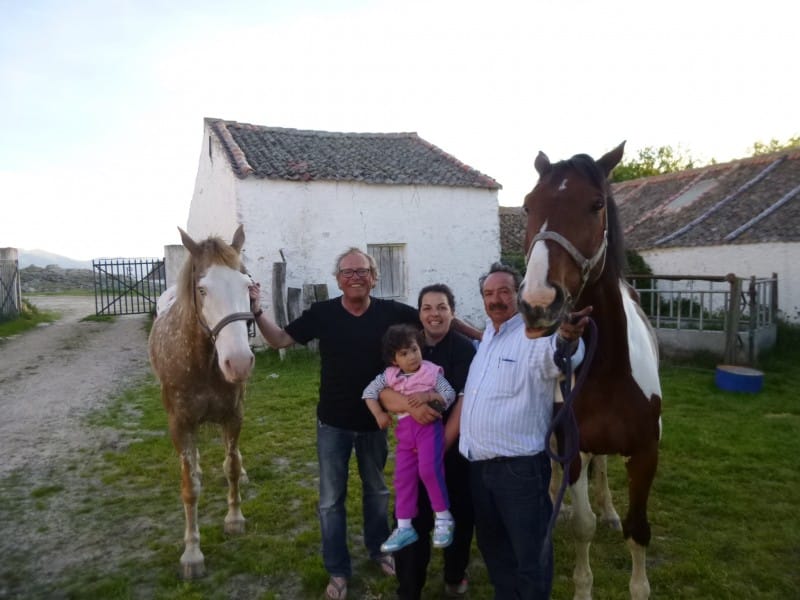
top-left (557, 305), bottom-right (593, 342)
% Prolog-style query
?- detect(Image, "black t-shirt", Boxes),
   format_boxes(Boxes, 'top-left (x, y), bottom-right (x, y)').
top-left (421, 330), bottom-right (476, 424)
top-left (285, 296), bottom-right (419, 431)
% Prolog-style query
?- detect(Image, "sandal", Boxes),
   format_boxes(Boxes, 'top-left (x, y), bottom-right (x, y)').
top-left (325, 576), bottom-right (347, 600)
top-left (374, 553), bottom-right (395, 577)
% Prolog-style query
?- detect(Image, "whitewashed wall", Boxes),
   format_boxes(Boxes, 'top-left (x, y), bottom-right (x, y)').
top-left (186, 129), bottom-right (241, 241)
top-left (237, 179), bottom-right (499, 328)
top-left (641, 242), bottom-right (799, 322)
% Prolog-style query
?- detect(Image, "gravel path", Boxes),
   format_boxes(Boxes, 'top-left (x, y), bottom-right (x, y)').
top-left (0, 296), bottom-right (153, 598)
top-left (0, 296), bottom-right (151, 477)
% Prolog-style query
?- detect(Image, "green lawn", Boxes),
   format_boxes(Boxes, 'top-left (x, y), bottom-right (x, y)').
top-left (2, 326), bottom-right (799, 599)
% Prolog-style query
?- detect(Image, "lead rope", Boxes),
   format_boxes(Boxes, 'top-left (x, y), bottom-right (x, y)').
top-left (541, 317), bottom-right (598, 582)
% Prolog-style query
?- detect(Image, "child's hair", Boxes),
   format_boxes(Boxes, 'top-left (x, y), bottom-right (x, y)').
top-left (381, 324), bottom-right (424, 365)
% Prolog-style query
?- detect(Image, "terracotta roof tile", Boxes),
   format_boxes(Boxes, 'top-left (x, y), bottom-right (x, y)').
top-left (206, 118), bottom-right (501, 190)
top-left (498, 149), bottom-right (800, 255)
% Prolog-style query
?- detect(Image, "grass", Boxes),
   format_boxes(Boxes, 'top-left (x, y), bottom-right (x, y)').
top-left (2, 326), bottom-right (800, 598)
top-left (0, 298), bottom-right (56, 337)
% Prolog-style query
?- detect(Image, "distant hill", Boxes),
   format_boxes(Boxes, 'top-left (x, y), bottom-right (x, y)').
top-left (19, 249), bottom-right (93, 270)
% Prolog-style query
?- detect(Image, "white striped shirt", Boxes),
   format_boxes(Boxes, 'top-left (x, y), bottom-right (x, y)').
top-left (459, 313), bottom-right (585, 461)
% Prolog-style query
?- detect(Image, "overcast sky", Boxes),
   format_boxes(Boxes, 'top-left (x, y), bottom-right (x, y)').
top-left (1, 0), bottom-right (797, 260)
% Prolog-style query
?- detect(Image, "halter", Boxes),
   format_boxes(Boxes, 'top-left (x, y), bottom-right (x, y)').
top-left (191, 264), bottom-right (255, 344)
top-left (529, 226), bottom-right (608, 304)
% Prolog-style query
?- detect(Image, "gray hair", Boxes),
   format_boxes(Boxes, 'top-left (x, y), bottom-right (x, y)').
top-left (478, 262), bottom-right (523, 293)
top-left (332, 247), bottom-right (379, 282)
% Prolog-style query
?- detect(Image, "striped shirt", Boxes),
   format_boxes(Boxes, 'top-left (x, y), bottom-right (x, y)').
top-left (459, 313), bottom-right (585, 461)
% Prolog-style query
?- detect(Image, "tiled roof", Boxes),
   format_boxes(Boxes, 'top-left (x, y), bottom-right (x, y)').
top-left (615, 149), bottom-right (800, 249)
top-left (206, 118), bottom-right (501, 190)
top-left (498, 150), bottom-right (800, 256)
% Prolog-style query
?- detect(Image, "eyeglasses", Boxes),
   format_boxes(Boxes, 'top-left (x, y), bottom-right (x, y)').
top-left (338, 268), bottom-right (371, 278)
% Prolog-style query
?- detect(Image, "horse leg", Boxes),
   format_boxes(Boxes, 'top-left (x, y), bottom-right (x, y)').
top-left (175, 431), bottom-right (205, 579)
top-left (569, 452), bottom-right (596, 600)
top-left (221, 419), bottom-right (246, 535)
top-left (590, 455), bottom-right (621, 530)
top-left (623, 444), bottom-right (658, 600)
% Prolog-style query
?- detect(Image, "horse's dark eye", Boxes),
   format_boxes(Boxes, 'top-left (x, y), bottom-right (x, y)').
top-left (198, 287), bottom-right (207, 296)
top-left (592, 198), bottom-right (605, 212)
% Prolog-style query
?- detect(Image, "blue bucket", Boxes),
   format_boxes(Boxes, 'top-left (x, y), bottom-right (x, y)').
top-left (715, 365), bottom-right (764, 393)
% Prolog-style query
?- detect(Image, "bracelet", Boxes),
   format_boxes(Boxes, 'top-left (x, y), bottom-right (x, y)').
top-left (253, 309), bottom-right (263, 318)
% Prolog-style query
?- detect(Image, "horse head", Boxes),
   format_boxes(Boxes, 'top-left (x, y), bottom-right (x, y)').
top-left (179, 225), bottom-right (255, 383)
top-left (518, 142), bottom-right (625, 338)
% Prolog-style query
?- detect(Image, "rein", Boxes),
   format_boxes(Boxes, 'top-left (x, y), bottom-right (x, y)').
top-left (541, 317), bottom-right (598, 564)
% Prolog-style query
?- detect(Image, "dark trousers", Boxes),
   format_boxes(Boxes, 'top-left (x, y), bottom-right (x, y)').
top-left (395, 446), bottom-right (474, 600)
top-left (470, 453), bottom-right (553, 600)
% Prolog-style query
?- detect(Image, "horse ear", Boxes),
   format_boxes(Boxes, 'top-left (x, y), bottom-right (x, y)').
top-left (231, 225), bottom-right (245, 252)
top-left (534, 151), bottom-right (552, 176)
top-left (178, 227), bottom-right (201, 256)
top-left (597, 141), bottom-right (626, 177)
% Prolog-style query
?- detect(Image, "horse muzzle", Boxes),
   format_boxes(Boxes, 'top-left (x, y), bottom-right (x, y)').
top-left (518, 285), bottom-right (570, 339)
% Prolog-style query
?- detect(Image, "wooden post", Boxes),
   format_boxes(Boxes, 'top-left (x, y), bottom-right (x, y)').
top-left (748, 276), bottom-right (757, 365)
top-left (287, 287), bottom-right (301, 322)
top-left (272, 262), bottom-right (287, 328)
top-left (723, 274), bottom-right (741, 364)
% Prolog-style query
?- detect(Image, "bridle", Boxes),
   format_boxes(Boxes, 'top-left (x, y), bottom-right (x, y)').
top-left (526, 204), bottom-right (608, 305)
top-left (191, 265), bottom-right (255, 344)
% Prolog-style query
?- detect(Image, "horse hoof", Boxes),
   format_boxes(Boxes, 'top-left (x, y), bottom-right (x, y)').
top-left (180, 559), bottom-right (206, 580)
top-left (601, 516), bottom-right (622, 531)
top-left (224, 517), bottom-right (246, 535)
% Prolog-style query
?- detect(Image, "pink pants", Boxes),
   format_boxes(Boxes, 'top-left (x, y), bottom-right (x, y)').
top-left (393, 417), bottom-right (449, 519)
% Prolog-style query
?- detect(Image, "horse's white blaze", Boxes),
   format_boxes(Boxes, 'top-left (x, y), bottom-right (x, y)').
top-left (558, 177), bottom-right (568, 191)
top-left (521, 221), bottom-right (557, 307)
top-left (620, 281), bottom-right (661, 402)
top-left (198, 264), bottom-right (254, 380)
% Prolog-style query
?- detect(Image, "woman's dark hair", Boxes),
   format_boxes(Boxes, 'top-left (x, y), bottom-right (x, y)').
top-left (381, 324), bottom-right (424, 365)
top-left (417, 283), bottom-right (456, 312)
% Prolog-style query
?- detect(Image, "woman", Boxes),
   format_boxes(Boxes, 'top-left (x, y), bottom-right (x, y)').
top-left (380, 283), bottom-right (477, 599)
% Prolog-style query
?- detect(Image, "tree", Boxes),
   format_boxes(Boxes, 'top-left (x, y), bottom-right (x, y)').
top-left (611, 145), bottom-right (697, 182)
top-left (750, 135), bottom-right (800, 155)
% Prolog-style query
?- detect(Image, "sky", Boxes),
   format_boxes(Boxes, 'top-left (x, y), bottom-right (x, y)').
top-left (1, 0), bottom-right (797, 260)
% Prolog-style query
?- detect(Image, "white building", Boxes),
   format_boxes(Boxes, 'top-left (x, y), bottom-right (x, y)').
top-left (187, 118), bottom-right (501, 328)
top-left (615, 148), bottom-right (800, 322)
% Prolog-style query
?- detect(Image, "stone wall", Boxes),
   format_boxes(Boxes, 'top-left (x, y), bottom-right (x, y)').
top-left (20, 265), bottom-right (95, 293)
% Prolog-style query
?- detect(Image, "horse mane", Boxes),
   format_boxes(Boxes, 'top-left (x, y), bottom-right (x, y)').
top-left (551, 154), bottom-right (628, 279)
top-left (176, 236), bottom-right (244, 308)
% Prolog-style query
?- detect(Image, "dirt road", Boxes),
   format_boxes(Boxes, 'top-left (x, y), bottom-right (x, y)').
top-left (0, 296), bottom-right (153, 598)
top-left (0, 296), bottom-right (151, 477)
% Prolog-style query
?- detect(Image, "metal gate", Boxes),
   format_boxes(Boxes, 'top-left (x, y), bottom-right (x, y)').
top-left (93, 258), bottom-right (166, 316)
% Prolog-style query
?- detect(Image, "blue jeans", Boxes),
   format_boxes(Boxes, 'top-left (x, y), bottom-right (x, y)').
top-left (470, 453), bottom-right (553, 600)
top-left (317, 420), bottom-right (390, 578)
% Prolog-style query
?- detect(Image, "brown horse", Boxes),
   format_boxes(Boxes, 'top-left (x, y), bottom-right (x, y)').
top-left (148, 225), bottom-right (255, 579)
top-left (518, 143), bottom-right (662, 599)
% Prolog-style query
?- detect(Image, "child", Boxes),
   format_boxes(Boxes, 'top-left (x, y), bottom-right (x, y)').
top-left (363, 324), bottom-right (456, 553)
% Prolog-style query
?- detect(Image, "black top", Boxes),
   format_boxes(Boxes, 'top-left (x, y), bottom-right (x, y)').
top-left (421, 329), bottom-right (477, 424)
top-left (285, 296), bottom-right (419, 431)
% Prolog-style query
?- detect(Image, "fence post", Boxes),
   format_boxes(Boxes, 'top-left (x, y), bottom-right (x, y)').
top-left (771, 272), bottom-right (778, 321)
top-left (0, 247), bottom-right (21, 319)
top-left (272, 262), bottom-right (287, 328)
top-left (724, 274), bottom-right (741, 364)
top-left (748, 276), bottom-right (757, 365)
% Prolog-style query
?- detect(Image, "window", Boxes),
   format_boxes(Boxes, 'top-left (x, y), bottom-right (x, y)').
top-left (368, 244), bottom-right (406, 299)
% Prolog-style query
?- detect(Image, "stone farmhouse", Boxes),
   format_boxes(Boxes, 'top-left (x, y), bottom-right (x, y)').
top-left (187, 118), bottom-right (501, 327)
top-left (499, 148), bottom-right (800, 322)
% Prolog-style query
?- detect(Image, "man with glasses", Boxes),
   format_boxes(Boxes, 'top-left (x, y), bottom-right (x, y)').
top-left (251, 247), bottom-right (419, 600)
